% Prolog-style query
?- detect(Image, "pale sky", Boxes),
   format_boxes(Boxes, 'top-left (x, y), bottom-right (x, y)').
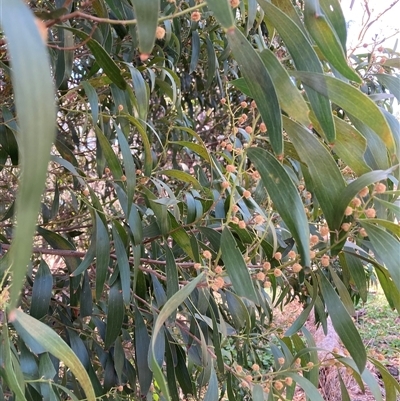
top-left (341, 0), bottom-right (400, 51)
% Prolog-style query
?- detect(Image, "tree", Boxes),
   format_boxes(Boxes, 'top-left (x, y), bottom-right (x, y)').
top-left (0, 0), bottom-right (399, 400)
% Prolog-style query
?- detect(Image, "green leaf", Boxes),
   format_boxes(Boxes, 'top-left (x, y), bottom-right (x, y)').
top-left (132, 0), bottom-right (160, 56)
top-left (203, 366), bottom-right (218, 401)
top-left (112, 224), bottom-right (131, 305)
top-left (375, 74), bottom-right (400, 103)
top-left (150, 273), bottom-right (205, 399)
top-left (342, 252), bottom-right (368, 302)
top-left (135, 307), bottom-right (153, 395)
top-left (95, 126), bottom-right (124, 181)
top-left (170, 141), bottom-right (211, 163)
top-left (1, 0), bottom-right (56, 310)
top-left (258, 0), bottom-right (335, 143)
top-left (285, 274), bottom-right (317, 336)
top-left (226, 27), bottom-right (283, 155)
top-left (318, 271), bottom-right (367, 372)
top-left (304, 0), bottom-right (360, 82)
top-left (360, 222), bottom-right (400, 291)
top-left (292, 71), bottom-right (396, 154)
top-left (126, 65), bottom-right (149, 122)
top-left (260, 49), bottom-right (310, 126)
top-left (207, 0), bottom-right (234, 29)
top-left (105, 279), bottom-right (124, 349)
top-left (11, 309), bottom-right (96, 401)
top-left (30, 259), bottom-right (52, 320)
top-left (95, 212), bottom-right (110, 300)
top-left (285, 372), bottom-right (324, 401)
top-left (221, 227), bottom-right (259, 304)
top-left (247, 147), bottom-right (310, 267)
top-left (82, 81), bottom-right (100, 124)
top-left (116, 124), bottom-right (136, 216)
top-left (282, 116), bottom-right (346, 231)
top-left (158, 169), bottom-right (202, 190)
top-left (331, 116), bottom-right (370, 175)
top-left (1, 320), bottom-right (26, 401)
top-left (320, 0), bottom-right (347, 51)
top-left (64, 27), bottom-right (126, 89)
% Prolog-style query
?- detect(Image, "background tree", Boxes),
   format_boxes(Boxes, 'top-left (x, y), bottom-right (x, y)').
top-left (0, 0), bottom-right (399, 400)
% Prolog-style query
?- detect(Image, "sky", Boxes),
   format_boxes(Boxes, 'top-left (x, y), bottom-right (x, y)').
top-left (341, 0), bottom-right (400, 51)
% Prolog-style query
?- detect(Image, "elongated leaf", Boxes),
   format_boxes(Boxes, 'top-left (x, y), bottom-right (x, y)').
top-left (226, 27), bottom-right (283, 155)
top-left (1, 0), bottom-right (56, 310)
top-left (342, 252), bottom-right (368, 302)
top-left (116, 124), bottom-right (136, 216)
top-left (304, 0), bottom-right (360, 82)
top-left (150, 273), bottom-right (205, 399)
top-left (360, 222), bottom-right (400, 290)
top-left (320, 0), bottom-right (347, 51)
top-left (221, 227), bottom-right (259, 303)
top-left (258, 0), bottom-right (335, 142)
top-left (112, 224), bottom-right (131, 305)
top-left (170, 141), bottom-right (211, 163)
top-left (132, 0), bottom-right (160, 56)
top-left (318, 271), bottom-right (366, 372)
top-left (203, 366), bottom-right (218, 401)
top-left (30, 259), bottom-right (52, 320)
top-left (260, 49), bottom-right (310, 126)
top-left (292, 71), bottom-right (396, 154)
top-left (285, 275), bottom-right (317, 336)
top-left (82, 81), bottom-right (99, 124)
top-left (375, 74), bottom-right (400, 103)
top-left (1, 321), bottom-right (26, 400)
top-left (95, 213), bottom-right (110, 299)
top-left (282, 117), bottom-right (346, 231)
top-left (247, 147), bottom-right (310, 266)
top-left (105, 279), bottom-right (124, 349)
top-left (285, 372), bottom-right (324, 401)
top-left (11, 309), bottom-right (95, 401)
top-left (158, 169), bottom-right (201, 190)
top-left (126, 64), bottom-right (149, 122)
top-left (207, 0), bottom-right (234, 29)
top-left (64, 26), bottom-right (126, 89)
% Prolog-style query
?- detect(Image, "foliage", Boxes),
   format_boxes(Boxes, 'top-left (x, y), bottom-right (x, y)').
top-left (0, 0), bottom-right (399, 400)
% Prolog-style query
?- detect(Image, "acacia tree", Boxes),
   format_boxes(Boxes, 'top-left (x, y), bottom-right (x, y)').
top-left (0, 0), bottom-right (399, 400)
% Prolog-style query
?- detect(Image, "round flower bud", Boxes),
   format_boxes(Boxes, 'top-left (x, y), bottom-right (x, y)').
top-left (259, 122), bottom-right (267, 133)
top-left (365, 208), bottom-right (376, 218)
top-left (226, 144), bottom-right (233, 152)
top-left (245, 126), bottom-right (253, 134)
top-left (320, 226), bottom-right (329, 236)
top-left (352, 197), bottom-right (362, 207)
top-left (221, 181), bottom-right (230, 189)
top-left (252, 363), bottom-right (260, 371)
top-left (359, 187), bottom-right (369, 197)
top-left (292, 263), bottom-right (302, 273)
top-left (274, 252), bottom-right (282, 261)
top-left (341, 223), bottom-right (351, 232)
top-left (285, 377), bottom-right (293, 386)
top-left (203, 250), bottom-right (212, 259)
top-left (278, 357), bottom-right (285, 365)
top-left (238, 220), bottom-right (246, 229)
top-left (321, 255), bottom-right (330, 267)
top-left (344, 206), bottom-right (353, 216)
top-left (256, 271), bottom-right (265, 281)
top-left (274, 381), bottom-right (284, 390)
top-left (273, 268), bottom-right (282, 277)
top-left (230, 0), bottom-right (240, 7)
top-left (155, 26), bottom-right (166, 39)
top-left (226, 164), bottom-right (236, 173)
top-left (263, 261), bottom-right (271, 271)
top-left (243, 190), bottom-right (251, 199)
top-left (374, 182), bottom-right (386, 194)
top-left (191, 11), bottom-right (201, 22)
top-left (240, 101), bottom-right (247, 108)
top-left (288, 250), bottom-right (296, 259)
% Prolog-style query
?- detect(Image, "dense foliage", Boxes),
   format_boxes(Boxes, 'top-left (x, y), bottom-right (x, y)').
top-left (0, 0), bottom-right (399, 400)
